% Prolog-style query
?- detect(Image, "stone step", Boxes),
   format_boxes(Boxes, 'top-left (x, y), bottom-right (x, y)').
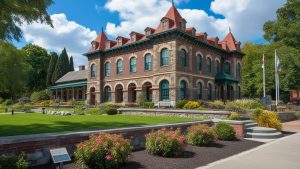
top-left (245, 132), bottom-right (282, 139)
top-left (245, 122), bottom-right (258, 128)
top-left (246, 127), bottom-right (277, 133)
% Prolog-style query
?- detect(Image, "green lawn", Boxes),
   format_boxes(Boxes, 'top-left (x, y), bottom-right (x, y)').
top-left (0, 113), bottom-right (201, 137)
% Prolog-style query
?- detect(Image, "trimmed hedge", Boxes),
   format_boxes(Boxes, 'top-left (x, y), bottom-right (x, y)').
top-left (214, 122), bottom-right (236, 140)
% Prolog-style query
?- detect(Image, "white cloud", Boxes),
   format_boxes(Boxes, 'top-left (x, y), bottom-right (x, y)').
top-left (104, 0), bottom-right (286, 43)
top-left (21, 13), bottom-right (97, 69)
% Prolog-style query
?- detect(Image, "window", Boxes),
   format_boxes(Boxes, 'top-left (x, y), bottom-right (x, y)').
top-left (196, 54), bottom-right (202, 71)
top-left (160, 80), bottom-right (169, 101)
top-left (163, 20), bottom-right (169, 30)
top-left (161, 48), bottom-right (169, 66)
top-left (224, 62), bottom-right (231, 75)
top-left (130, 57), bottom-right (137, 73)
top-left (196, 82), bottom-right (202, 100)
top-left (207, 57), bottom-right (212, 73)
top-left (179, 80), bottom-right (187, 99)
top-left (117, 59), bottom-right (123, 74)
top-left (208, 83), bottom-right (212, 100)
top-left (237, 63), bottom-right (241, 77)
top-left (105, 62), bottom-right (110, 77)
top-left (216, 60), bottom-right (220, 74)
top-left (180, 49), bottom-right (187, 67)
top-left (90, 64), bottom-right (96, 78)
top-left (145, 54), bottom-right (152, 71)
top-left (103, 86), bottom-right (112, 102)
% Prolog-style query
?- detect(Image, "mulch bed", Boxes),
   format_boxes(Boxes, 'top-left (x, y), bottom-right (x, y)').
top-left (31, 139), bottom-right (263, 169)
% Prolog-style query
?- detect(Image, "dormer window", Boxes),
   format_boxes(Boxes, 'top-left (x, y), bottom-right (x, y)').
top-left (181, 19), bottom-right (186, 30)
top-left (105, 41), bottom-right (110, 49)
top-left (131, 34), bottom-right (136, 42)
top-left (162, 20), bottom-right (169, 31)
top-left (118, 38), bottom-right (122, 46)
top-left (91, 41), bottom-right (99, 50)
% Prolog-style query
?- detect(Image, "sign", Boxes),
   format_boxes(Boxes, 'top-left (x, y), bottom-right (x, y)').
top-left (50, 148), bottom-right (71, 164)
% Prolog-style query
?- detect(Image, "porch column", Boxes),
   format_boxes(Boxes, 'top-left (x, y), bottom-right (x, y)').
top-left (55, 89), bottom-right (58, 100)
top-left (72, 87), bottom-right (75, 101)
top-left (61, 89), bottom-right (63, 102)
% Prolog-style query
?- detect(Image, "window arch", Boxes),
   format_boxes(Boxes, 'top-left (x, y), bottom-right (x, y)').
top-left (116, 59), bottom-right (123, 74)
top-left (103, 86), bottom-right (112, 102)
top-left (237, 63), bottom-right (241, 77)
top-left (130, 57), bottom-right (137, 73)
top-left (179, 80), bottom-right (187, 99)
top-left (224, 62), bottom-right (231, 75)
top-left (160, 80), bottom-right (169, 101)
top-left (196, 54), bottom-right (202, 71)
top-left (208, 83), bottom-right (212, 100)
top-left (207, 57), bottom-right (212, 73)
top-left (160, 48), bottom-right (169, 66)
top-left (196, 82), bottom-right (203, 100)
top-left (90, 64), bottom-right (96, 78)
top-left (105, 62), bottom-right (110, 77)
top-left (145, 54), bottom-right (152, 71)
top-left (180, 49), bottom-right (187, 67)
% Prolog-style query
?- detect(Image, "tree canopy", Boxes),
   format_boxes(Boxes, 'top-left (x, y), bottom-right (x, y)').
top-left (52, 48), bottom-right (70, 83)
top-left (0, 0), bottom-right (53, 42)
top-left (69, 56), bottom-right (74, 72)
top-left (46, 52), bottom-right (58, 86)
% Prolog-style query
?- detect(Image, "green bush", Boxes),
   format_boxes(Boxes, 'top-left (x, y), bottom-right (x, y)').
top-left (0, 97), bottom-right (3, 104)
top-left (85, 108), bottom-right (101, 115)
top-left (104, 107), bottom-right (118, 115)
top-left (30, 89), bottom-right (52, 102)
top-left (252, 108), bottom-right (263, 120)
top-left (187, 125), bottom-right (217, 146)
top-left (145, 128), bottom-right (187, 157)
top-left (226, 99), bottom-right (263, 110)
top-left (138, 92), bottom-right (147, 105)
top-left (75, 133), bottom-right (131, 169)
top-left (176, 100), bottom-right (187, 109)
top-left (214, 122), bottom-right (236, 140)
top-left (183, 101), bottom-right (201, 109)
top-left (0, 154), bottom-right (28, 169)
top-left (228, 112), bottom-right (239, 120)
top-left (139, 102), bottom-right (155, 109)
top-left (3, 99), bottom-right (13, 106)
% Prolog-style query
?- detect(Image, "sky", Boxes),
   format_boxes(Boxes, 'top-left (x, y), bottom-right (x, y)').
top-left (14, 0), bottom-right (286, 69)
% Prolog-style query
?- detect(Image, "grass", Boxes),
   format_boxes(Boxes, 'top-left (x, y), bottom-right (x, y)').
top-left (0, 113), bottom-right (202, 137)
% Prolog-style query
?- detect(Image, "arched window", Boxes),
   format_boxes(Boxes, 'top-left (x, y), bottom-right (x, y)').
top-left (116, 59), bottom-right (123, 74)
top-left (237, 63), bottom-right (241, 77)
top-left (179, 80), bottom-right (187, 99)
top-left (160, 80), bottom-right (169, 101)
top-left (196, 54), bottom-right (202, 71)
top-left (208, 83), bottom-right (212, 100)
top-left (207, 57), bottom-right (212, 73)
top-left (180, 49), bottom-right (187, 67)
top-left (145, 54), bottom-right (152, 71)
top-left (105, 62), bottom-right (110, 77)
top-left (196, 82), bottom-right (202, 100)
top-left (103, 86), bottom-right (112, 102)
top-left (161, 48), bottom-right (169, 66)
top-left (224, 62), bottom-right (231, 75)
top-left (216, 60), bottom-right (220, 74)
top-left (91, 64), bottom-right (96, 78)
top-left (130, 57), bottom-right (137, 73)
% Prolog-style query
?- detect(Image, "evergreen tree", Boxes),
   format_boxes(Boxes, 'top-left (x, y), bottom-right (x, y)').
top-left (52, 48), bottom-right (70, 83)
top-left (69, 56), bottom-right (74, 71)
top-left (46, 52), bottom-right (58, 86)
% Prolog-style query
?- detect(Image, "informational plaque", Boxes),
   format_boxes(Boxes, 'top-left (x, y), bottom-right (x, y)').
top-left (50, 148), bottom-right (71, 164)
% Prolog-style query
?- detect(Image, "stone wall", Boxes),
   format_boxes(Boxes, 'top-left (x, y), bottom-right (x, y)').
top-left (118, 108), bottom-right (231, 119)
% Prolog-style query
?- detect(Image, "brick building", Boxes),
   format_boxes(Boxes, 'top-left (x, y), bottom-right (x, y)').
top-left (57, 4), bottom-right (244, 105)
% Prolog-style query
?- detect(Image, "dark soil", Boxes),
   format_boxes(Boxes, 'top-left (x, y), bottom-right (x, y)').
top-left (31, 139), bottom-right (263, 169)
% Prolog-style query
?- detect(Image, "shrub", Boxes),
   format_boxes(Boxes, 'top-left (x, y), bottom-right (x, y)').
top-left (75, 133), bottom-right (131, 169)
top-left (139, 102), bottom-right (154, 109)
top-left (176, 100), bottom-right (187, 109)
top-left (145, 128), bottom-right (187, 157)
top-left (3, 99), bottom-right (13, 106)
top-left (252, 108), bottom-right (263, 120)
top-left (214, 122), bottom-right (236, 140)
top-left (30, 89), bottom-right (52, 102)
top-left (104, 107), bottom-right (118, 115)
top-left (202, 101), bottom-right (225, 109)
top-left (0, 97), bottom-right (3, 104)
top-left (187, 125), bottom-right (217, 146)
top-left (256, 110), bottom-right (282, 131)
top-left (36, 100), bottom-right (50, 107)
top-left (138, 92), bottom-right (147, 105)
top-left (0, 153), bottom-right (28, 169)
top-left (183, 101), bottom-right (201, 109)
top-left (85, 108), bottom-right (101, 115)
top-left (228, 112), bottom-right (239, 120)
top-left (226, 99), bottom-right (263, 110)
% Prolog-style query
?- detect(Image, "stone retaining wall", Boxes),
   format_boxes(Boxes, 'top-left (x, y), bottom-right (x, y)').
top-left (118, 108), bottom-right (231, 119)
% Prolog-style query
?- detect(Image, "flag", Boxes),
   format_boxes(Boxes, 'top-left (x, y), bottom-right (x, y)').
top-left (261, 54), bottom-right (265, 69)
top-left (275, 50), bottom-right (282, 73)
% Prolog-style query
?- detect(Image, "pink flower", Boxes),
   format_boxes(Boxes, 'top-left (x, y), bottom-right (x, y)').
top-left (178, 135), bottom-right (185, 144)
top-left (120, 146), bottom-right (125, 152)
top-left (105, 155), bottom-right (112, 161)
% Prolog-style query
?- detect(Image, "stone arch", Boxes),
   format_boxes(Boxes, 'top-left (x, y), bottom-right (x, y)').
top-left (178, 45), bottom-right (189, 53)
top-left (129, 54), bottom-right (137, 60)
top-left (126, 80), bottom-right (138, 89)
top-left (158, 44), bottom-right (171, 52)
top-left (156, 76), bottom-right (172, 86)
top-left (195, 51), bottom-right (204, 57)
top-left (206, 54), bottom-right (212, 60)
top-left (103, 83), bottom-right (113, 90)
top-left (178, 76), bottom-right (190, 87)
top-left (143, 50), bottom-right (154, 57)
top-left (104, 60), bottom-right (111, 64)
top-left (114, 82), bottom-right (125, 91)
top-left (142, 79), bottom-right (154, 86)
top-left (115, 56), bottom-right (124, 63)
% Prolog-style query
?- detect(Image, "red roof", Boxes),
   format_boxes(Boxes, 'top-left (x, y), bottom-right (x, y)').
top-left (222, 32), bottom-right (238, 51)
top-left (155, 5), bottom-right (184, 33)
top-left (94, 31), bottom-right (108, 50)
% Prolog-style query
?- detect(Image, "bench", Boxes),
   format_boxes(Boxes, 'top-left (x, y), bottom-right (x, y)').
top-left (156, 101), bottom-right (175, 108)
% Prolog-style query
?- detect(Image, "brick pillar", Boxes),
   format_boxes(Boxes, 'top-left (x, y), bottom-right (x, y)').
top-left (123, 91), bottom-right (128, 104)
top-left (152, 88), bottom-right (159, 103)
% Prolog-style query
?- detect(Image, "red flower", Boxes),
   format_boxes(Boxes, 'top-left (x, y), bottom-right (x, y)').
top-left (105, 155), bottom-right (112, 161)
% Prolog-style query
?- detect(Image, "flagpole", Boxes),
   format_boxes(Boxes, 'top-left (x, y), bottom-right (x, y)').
top-left (263, 53), bottom-right (266, 98)
top-left (275, 50), bottom-right (278, 106)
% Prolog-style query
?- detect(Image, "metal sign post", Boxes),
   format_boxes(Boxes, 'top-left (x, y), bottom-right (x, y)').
top-left (50, 148), bottom-right (71, 169)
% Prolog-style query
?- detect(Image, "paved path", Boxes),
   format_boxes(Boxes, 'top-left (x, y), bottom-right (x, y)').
top-left (197, 120), bottom-right (300, 169)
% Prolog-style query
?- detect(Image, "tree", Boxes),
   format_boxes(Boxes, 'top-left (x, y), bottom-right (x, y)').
top-left (0, 0), bottom-right (53, 42)
top-left (263, 0), bottom-right (300, 50)
top-left (22, 44), bottom-right (50, 92)
top-left (69, 56), bottom-right (74, 71)
top-left (52, 48), bottom-right (70, 83)
top-left (0, 42), bottom-right (27, 99)
top-left (46, 52), bottom-right (58, 86)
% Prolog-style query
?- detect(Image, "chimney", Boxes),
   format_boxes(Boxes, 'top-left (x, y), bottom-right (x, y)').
top-left (79, 65), bottom-right (85, 71)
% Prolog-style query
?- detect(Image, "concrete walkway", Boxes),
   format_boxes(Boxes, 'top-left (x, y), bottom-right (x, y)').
top-left (197, 120), bottom-right (300, 169)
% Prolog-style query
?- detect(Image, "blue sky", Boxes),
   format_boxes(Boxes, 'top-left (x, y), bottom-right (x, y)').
top-left (16, 0), bottom-right (286, 67)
